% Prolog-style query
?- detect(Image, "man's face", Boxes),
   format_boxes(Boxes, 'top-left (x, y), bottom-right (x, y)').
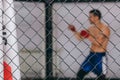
top-left (89, 13), bottom-right (98, 24)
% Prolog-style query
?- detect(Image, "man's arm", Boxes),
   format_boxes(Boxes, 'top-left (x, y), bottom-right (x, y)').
top-left (68, 24), bottom-right (89, 40)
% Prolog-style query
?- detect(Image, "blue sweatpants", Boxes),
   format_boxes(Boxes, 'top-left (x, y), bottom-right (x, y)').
top-left (81, 51), bottom-right (106, 76)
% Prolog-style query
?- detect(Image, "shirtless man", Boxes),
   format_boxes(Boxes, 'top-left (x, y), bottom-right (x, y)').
top-left (68, 9), bottom-right (110, 80)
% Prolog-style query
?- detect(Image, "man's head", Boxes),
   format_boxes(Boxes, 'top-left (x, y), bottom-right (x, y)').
top-left (89, 9), bottom-right (102, 24)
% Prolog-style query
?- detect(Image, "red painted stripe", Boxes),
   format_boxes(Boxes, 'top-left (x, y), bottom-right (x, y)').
top-left (4, 61), bottom-right (13, 80)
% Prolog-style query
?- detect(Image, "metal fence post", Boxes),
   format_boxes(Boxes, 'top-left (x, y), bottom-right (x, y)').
top-left (45, 0), bottom-right (53, 80)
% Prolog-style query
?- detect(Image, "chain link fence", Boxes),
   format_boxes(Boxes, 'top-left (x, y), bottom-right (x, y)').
top-left (52, 2), bottom-right (120, 79)
top-left (2, 0), bottom-right (120, 80)
top-left (15, 2), bottom-right (45, 79)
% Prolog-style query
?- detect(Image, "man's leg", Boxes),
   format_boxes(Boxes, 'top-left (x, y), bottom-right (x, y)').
top-left (97, 74), bottom-right (106, 80)
top-left (77, 69), bottom-right (88, 80)
top-left (95, 55), bottom-right (106, 80)
top-left (77, 52), bottom-right (94, 80)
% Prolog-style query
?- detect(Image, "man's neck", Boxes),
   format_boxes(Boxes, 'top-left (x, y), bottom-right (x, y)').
top-left (94, 21), bottom-right (102, 28)
top-left (95, 20), bottom-right (101, 25)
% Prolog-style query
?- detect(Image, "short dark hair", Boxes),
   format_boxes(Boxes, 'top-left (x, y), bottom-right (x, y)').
top-left (89, 9), bottom-right (102, 19)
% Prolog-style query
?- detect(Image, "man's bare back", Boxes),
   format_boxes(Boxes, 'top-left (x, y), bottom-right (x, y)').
top-left (88, 23), bottom-right (110, 52)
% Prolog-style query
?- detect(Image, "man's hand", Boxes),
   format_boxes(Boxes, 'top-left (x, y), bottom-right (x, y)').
top-left (68, 24), bottom-right (76, 32)
top-left (80, 30), bottom-right (89, 38)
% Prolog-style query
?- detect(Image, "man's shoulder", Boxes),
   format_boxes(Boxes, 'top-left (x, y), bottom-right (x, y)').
top-left (102, 22), bottom-right (109, 27)
top-left (87, 25), bottom-right (95, 32)
top-left (102, 23), bottom-right (110, 35)
top-left (102, 23), bottom-right (110, 30)
top-left (88, 24), bottom-right (95, 28)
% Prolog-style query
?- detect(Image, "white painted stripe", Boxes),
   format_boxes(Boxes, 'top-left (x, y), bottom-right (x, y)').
top-left (102, 56), bottom-right (107, 75)
top-left (3, 0), bottom-right (21, 80)
top-left (0, 0), bottom-right (3, 79)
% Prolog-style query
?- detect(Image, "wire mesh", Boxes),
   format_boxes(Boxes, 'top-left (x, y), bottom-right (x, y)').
top-left (52, 1), bottom-right (120, 80)
top-left (1, 0), bottom-right (120, 80)
top-left (15, 1), bottom-right (46, 79)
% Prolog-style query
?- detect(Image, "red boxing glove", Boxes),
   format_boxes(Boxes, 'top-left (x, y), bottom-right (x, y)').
top-left (68, 25), bottom-right (76, 32)
top-left (80, 30), bottom-right (89, 38)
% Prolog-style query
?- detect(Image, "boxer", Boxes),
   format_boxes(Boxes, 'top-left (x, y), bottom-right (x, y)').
top-left (68, 9), bottom-right (110, 80)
